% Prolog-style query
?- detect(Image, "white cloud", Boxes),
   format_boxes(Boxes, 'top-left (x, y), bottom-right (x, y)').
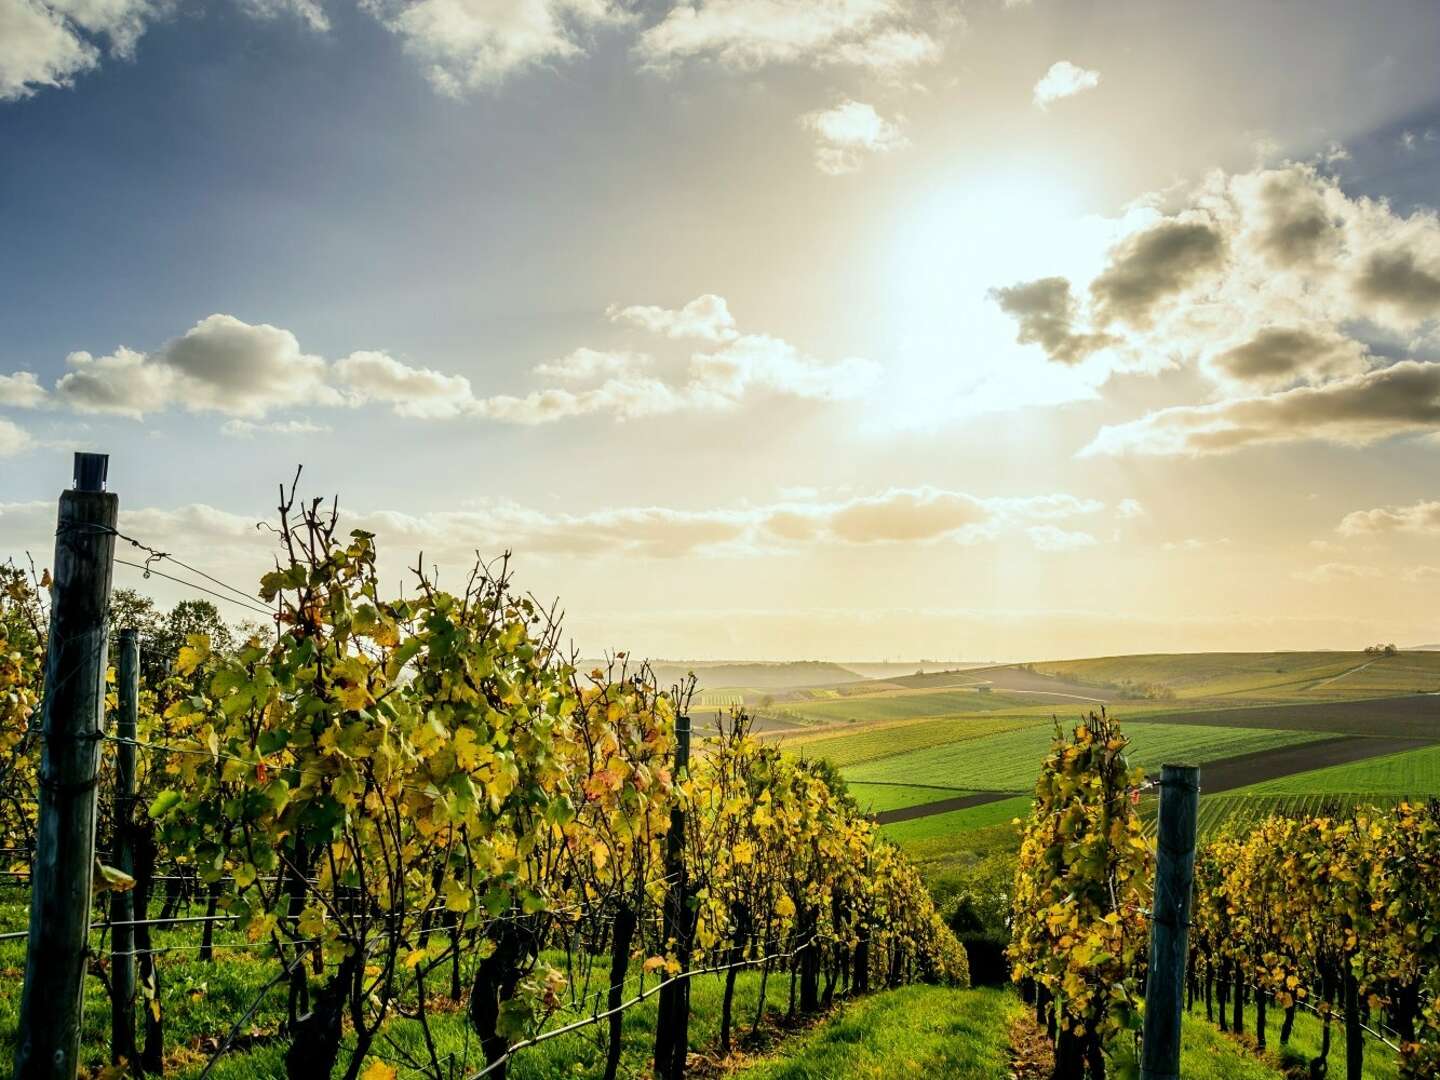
top-left (0, 371), bottom-right (47, 408)
top-left (533, 347), bottom-right (649, 381)
top-left (1026, 524), bottom-right (1097, 551)
top-left (608, 294), bottom-right (738, 342)
top-left (635, 0), bottom-right (943, 73)
top-left (330, 350), bottom-right (476, 418)
top-left (1292, 562), bottom-right (1382, 584)
top-left (1338, 498), bottom-right (1440, 537)
top-left (221, 417), bottom-right (332, 438)
top-left (986, 162), bottom-right (1440, 455)
top-left (2, 1), bottom-right (331, 104)
top-left (1162, 537), bottom-right (1232, 551)
top-left (1116, 498), bottom-right (1145, 519)
top-left (235, 0), bottom-right (329, 31)
top-left (0, 419), bottom-right (33, 458)
top-left (1081, 361), bottom-right (1440, 457)
top-left (54, 314), bottom-right (342, 418)
top-left (361, 0), bottom-right (623, 93)
top-left (0, 1), bottom-right (100, 102)
top-left (472, 296), bottom-right (880, 423)
top-left (1032, 60), bottom-right (1100, 109)
top-left (800, 98), bottom-right (907, 175)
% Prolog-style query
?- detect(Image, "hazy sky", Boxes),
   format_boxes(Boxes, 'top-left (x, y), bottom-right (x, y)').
top-left (6, 0), bottom-right (1440, 660)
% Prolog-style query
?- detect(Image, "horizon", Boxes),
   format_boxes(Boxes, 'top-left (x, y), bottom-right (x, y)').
top-left (7, 1), bottom-right (1440, 659)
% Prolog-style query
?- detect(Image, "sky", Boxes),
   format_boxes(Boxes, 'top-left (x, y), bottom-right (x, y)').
top-left (5, 0), bottom-right (1440, 661)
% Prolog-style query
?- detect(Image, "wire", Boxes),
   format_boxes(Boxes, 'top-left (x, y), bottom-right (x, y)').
top-left (114, 559), bottom-right (274, 619)
top-left (462, 935), bottom-right (818, 1080)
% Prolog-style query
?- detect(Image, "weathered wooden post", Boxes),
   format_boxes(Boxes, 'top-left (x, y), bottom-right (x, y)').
top-left (111, 628), bottom-right (139, 1067)
top-left (653, 712), bottom-right (692, 1080)
top-left (16, 452), bottom-right (118, 1080)
top-left (1140, 764), bottom-right (1200, 1080)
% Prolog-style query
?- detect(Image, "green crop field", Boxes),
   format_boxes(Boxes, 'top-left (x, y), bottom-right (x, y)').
top-left (840, 722), bottom-right (1327, 793)
top-left (1131, 695), bottom-right (1440, 739)
top-left (850, 783), bottom-right (971, 814)
top-left (1241, 743), bottom-right (1440, 796)
top-left (1187, 792), bottom-right (1409, 839)
top-left (781, 715), bottom-right (1042, 768)
top-left (879, 795), bottom-right (1032, 847)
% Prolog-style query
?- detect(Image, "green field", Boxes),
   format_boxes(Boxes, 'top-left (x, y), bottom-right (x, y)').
top-left (879, 796), bottom-right (1032, 847)
top-left (1242, 743), bottom-right (1440, 795)
top-left (1184, 792), bottom-right (1407, 838)
top-left (850, 783), bottom-right (971, 814)
top-left (841, 722), bottom-right (1326, 793)
top-left (782, 715), bottom-right (1040, 768)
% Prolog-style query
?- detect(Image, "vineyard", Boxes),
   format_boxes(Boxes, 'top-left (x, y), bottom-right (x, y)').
top-left (0, 460), bottom-right (965, 1080)
top-left (1009, 713), bottom-right (1440, 1080)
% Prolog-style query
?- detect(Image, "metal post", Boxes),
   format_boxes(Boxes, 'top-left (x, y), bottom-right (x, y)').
top-left (16, 452), bottom-right (118, 1080)
top-left (1140, 764), bottom-right (1200, 1080)
top-left (111, 628), bottom-right (139, 1065)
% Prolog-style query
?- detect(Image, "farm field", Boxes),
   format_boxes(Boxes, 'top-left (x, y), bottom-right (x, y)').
top-left (778, 714), bottom-right (1041, 767)
top-left (1028, 651), bottom-right (1440, 703)
top-left (839, 722), bottom-right (1327, 793)
top-left (1187, 792), bottom-right (1410, 839)
top-left (1242, 742), bottom-right (1440, 795)
top-left (849, 782), bottom-right (971, 814)
top-left (1132, 694), bottom-right (1440, 739)
top-left (879, 795), bottom-right (1032, 847)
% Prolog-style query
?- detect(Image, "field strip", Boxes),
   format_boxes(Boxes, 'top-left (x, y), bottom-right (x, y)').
top-left (872, 790), bottom-right (1025, 825)
top-left (1306, 656), bottom-right (1382, 691)
top-left (866, 734), bottom-right (1429, 826)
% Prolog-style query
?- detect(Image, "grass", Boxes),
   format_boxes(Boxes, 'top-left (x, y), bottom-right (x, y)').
top-left (781, 715), bottom-right (1042, 769)
top-left (1242, 743), bottom-right (1440, 795)
top-left (1185, 995), bottom-right (1400, 1080)
top-left (879, 796), bottom-right (1032, 848)
top-left (0, 886), bottom-right (805, 1080)
top-left (849, 783), bottom-right (971, 814)
top-left (734, 986), bottom-right (1288, 1080)
top-left (734, 985), bottom-right (1016, 1080)
top-left (841, 723), bottom-right (1325, 793)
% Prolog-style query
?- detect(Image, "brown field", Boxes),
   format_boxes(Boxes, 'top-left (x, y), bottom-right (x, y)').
top-left (1134, 694), bottom-right (1440, 739)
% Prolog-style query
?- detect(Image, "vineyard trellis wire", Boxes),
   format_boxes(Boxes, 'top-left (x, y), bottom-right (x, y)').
top-left (1, 452), bottom-right (969, 1080)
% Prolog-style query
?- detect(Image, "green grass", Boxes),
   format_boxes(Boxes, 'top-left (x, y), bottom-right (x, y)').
top-left (0, 886), bottom-right (801, 1080)
top-left (842, 723), bottom-right (1325, 793)
top-left (1185, 995), bottom-right (1400, 1080)
top-left (1243, 743), bottom-right (1440, 796)
top-left (734, 986), bottom-right (1288, 1080)
top-left (734, 985), bottom-right (1017, 1080)
top-left (782, 715), bottom-right (1042, 768)
top-left (880, 796), bottom-right (1032, 848)
top-left (849, 783), bottom-right (970, 814)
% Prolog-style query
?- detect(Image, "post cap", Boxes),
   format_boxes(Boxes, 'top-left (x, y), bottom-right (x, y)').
top-left (73, 452), bottom-right (109, 492)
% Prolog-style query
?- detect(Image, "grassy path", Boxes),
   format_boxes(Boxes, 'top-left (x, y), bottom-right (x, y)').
top-left (732, 985), bottom-right (1019, 1079)
top-left (731, 986), bottom-right (1289, 1079)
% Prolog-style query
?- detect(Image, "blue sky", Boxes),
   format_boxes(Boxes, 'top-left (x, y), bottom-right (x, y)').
top-left (6, 0), bottom-right (1440, 659)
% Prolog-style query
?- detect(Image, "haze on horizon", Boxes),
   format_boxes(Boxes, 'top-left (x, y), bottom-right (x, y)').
top-left (5, 0), bottom-right (1440, 661)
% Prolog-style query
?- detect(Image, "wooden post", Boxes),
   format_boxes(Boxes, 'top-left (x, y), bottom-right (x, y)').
top-left (1140, 764), bottom-right (1200, 1080)
top-left (16, 452), bottom-right (118, 1080)
top-left (653, 713), bottom-right (691, 1080)
top-left (111, 628), bottom-right (139, 1067)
